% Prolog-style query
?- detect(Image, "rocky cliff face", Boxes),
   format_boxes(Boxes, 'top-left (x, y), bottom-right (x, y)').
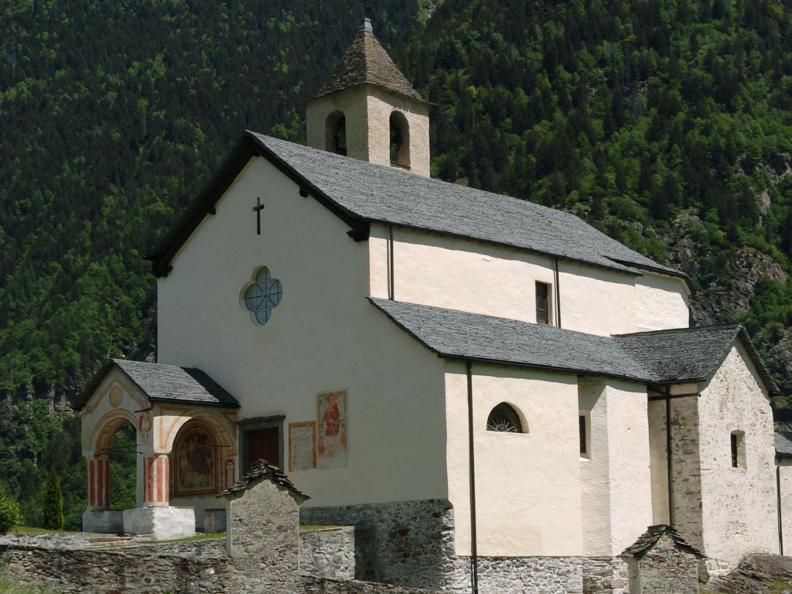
top-left (665, 210), bottom-right (792, 391)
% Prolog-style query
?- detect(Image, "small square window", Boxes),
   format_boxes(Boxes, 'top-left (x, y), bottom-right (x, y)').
top-left (536, 282), bottom-right (552, 325)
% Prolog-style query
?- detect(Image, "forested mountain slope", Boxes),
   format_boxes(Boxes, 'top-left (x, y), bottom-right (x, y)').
top-left (1, 0), bottom-right (790, 527)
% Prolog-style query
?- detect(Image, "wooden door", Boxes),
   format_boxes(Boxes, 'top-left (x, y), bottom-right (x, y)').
top-left (244, 427), bottom-right (280, 471)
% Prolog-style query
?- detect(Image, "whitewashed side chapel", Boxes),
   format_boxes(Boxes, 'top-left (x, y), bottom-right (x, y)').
top-left (79, 16), bottom-right (787, 593)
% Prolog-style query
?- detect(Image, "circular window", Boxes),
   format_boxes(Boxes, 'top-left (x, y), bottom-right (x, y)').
top-left (486, 403), bottom-right (524, 433)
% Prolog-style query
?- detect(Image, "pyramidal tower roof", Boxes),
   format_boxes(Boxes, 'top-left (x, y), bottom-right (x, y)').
top-left (314, 18), bottom-right (426, 103)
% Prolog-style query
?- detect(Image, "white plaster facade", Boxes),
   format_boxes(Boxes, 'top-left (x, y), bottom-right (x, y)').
top-left (444, 363), bottom-right (583, 557)
top-left (368, 224), bottom-right (689, 334)
top-left (148, 151), bottom-right (777, 566)
top-left (579, 378), bottom-right (653, 557)
top-left (693, 345), bottom-right (778, 564)
top-left (779, 460), bottom-right (792, 554)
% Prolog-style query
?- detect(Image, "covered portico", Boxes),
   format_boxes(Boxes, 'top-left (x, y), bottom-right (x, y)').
top-left (79, 359), bottom-right (239, 538)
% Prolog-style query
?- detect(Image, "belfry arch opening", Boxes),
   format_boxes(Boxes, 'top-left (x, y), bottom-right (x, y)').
top-left (325, 111), bottom-right (347, 156)
top-left (389, 111), bottom-right (410, 168)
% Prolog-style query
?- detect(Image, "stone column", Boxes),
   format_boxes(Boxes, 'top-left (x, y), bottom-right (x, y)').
top-left (87, 457), bottom-right (110, 509)
top-left (143, 454), bottom-right (170, 505)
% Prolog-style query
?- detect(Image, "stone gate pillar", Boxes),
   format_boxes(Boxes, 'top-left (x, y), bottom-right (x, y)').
top-left (87, 456), bottom-right (110, 509)
top-left (143, 454), bottom-right (170, 505)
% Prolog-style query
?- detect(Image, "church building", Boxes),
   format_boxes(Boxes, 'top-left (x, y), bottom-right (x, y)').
top-left (79, 18), bottom-right (784, 593)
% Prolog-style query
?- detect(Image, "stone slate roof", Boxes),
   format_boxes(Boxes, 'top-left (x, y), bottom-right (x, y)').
top-left (148, 132), bottom-right (685, 279)
top-left (218, 459), bottom-right (309, 502)
top-left (78, 359), bottom-right (240, 410)
top-left (622, 524), bottom-right (703, 559)
top-left (313, 20), bottom-right (426, 103)
top-left (370, 298), bottom-right (780, 392)
top-left (776, 433), bottom-right (792, 457)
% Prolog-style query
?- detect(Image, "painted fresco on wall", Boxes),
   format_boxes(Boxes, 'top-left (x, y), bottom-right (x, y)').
top-left (317, 391), bottom-right (348, 468)
top-left (174, 425), bottom-right (216, 495)
top-left (289, 422), bottom-right (316, 471)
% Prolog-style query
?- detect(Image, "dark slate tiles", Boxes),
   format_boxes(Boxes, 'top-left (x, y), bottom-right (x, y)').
top-left (370, 298), bottom-right (776, 390)
top-left (252, 133), bottom-right (681, 278)
top-left (314, 28), bottom-right (426, 102)
top-left (112, 359), bottom-right (239, 407)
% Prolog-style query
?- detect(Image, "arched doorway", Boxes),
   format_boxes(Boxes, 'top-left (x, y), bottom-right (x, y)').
top-left (88, 411), bottom-right (141, 511)
top-left (106, 422), bottom-right (137, 511)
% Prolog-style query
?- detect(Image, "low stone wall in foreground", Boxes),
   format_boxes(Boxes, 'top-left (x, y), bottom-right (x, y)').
top-left (0, 544), bottom-right (434, 594)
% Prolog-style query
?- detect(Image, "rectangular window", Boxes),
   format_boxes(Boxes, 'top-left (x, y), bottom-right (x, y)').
top-left (536, 282), bottom-right (552, 325)
top-left (579, 414), bottom-right (588, 456)
top-left (731, 431), bottom-right (745, 468)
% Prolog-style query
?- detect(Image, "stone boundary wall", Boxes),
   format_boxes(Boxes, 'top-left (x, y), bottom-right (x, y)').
top-left (302, 500), bottom-right (634, 594)
top-left (448, 556), bottom-right (585, 594)
top-left (301, 499), bottom-right (457, 589)
top-left (0, 545), bottom-right (436, 594)
top-left (582, 557), bottom-right (630, 594)
top-left (121, 538), bottom-right (228, 558)
top-left (0, 545), bottom-right (234, 593)
top-left (300, 526), bottom-right (356, 580)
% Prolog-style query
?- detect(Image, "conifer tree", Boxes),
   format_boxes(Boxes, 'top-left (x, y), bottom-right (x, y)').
top-left (43, 469), bottom-right (64, 530)
top-left (0, 492), bottom-right (19, 534)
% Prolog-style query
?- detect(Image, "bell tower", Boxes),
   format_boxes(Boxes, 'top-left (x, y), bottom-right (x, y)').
top-left (306, 18), bottom-right (430, 176)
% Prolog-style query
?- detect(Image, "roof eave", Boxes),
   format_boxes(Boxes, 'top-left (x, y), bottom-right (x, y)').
top-left (369, 220), bottom-right (644, 278)
top-left (310, 81), bottom-right (431, 106)
top-left (149, 396), bottom-right (240, 409)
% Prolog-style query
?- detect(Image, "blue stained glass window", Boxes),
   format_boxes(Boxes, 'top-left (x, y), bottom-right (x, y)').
top-left (243, 267), bottom-right (283, 326)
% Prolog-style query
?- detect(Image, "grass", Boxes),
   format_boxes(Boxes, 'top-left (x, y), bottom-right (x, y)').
top-left (763, 578), bottom-right (792, 594)
top-left (5, 526), bottom-right (76, 536)
top-left (299, 524), bottom-right (343, 531)
top-left (152, 532), bottom-right (225, 545)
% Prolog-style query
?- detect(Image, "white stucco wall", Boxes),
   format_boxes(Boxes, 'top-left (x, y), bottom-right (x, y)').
top-left (647, 398), bottom-right (670, 525)
top-left (558, 261), bottom-right (637, 336)
top-left (778, 460), bottom-right (792, 555)
top-left (578, 379), bottom-right (611, 555)
top-left (578, 378), bottom-right (653, 556)
top-left (157, 156), bottom-right (448, 507)
top-left (370, 225), bottom-right (557, 324)
top-left (369, 224), bottom-right (688, 335)
top-left (696, 344), bottom-right (778, 563)
top-left (635, 273), bottom-right (689, 331)
top-left (445, 362), bottom-right (583, 557)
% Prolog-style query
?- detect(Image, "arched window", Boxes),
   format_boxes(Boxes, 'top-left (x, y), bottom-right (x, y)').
top-left (486, 403), bottom-right (524, 433)
top-left (389, 111), bottom-right (410, 168)
top-left (325, 111), bottom-right (347, 156)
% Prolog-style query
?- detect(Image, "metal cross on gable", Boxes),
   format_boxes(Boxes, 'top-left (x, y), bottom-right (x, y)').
top-left (252, 197), bottom-right (265, 235)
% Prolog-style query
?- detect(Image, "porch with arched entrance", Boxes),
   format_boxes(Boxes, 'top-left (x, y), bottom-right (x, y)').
top-left (79, 359), bottom-right (240, 538)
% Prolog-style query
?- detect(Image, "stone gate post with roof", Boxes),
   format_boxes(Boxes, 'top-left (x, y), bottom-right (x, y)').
top-left (217, 459), bottom-right (309, 588)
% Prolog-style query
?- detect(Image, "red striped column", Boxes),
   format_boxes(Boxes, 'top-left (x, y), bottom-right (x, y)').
top-left (86, 458), bottom-right (110, 508)
top-left (143, 454), bottom-right (170, 505)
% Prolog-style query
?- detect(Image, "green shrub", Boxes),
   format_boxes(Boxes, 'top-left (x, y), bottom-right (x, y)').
top-left (0, 491), bottom-right (22, 534)
top-left (42, 469), bottom-right (64, 531)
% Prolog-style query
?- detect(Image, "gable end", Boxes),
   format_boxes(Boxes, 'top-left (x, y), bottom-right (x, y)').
top-left (146, 132), bottom-right (370, 277)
